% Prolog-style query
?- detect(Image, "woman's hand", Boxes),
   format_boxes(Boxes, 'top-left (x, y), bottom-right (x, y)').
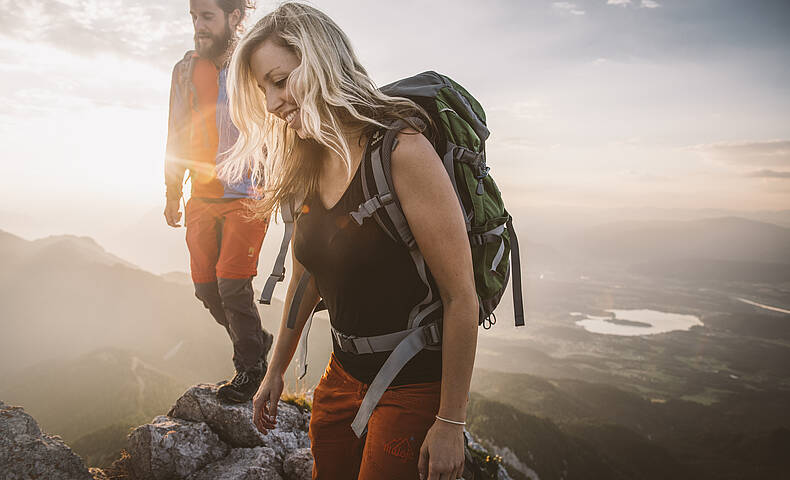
top-left (252, 372), bottom-right (284, 435)
top-left (418, 420), bottom-right (466, 480)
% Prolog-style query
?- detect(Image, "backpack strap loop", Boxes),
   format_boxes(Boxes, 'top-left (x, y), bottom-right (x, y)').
top-left (294, 300), bottom-right (327, 380)
top-left (286, 270), bottom-right (312, 329)
top-left (259, 196), bottom-right (298, 304)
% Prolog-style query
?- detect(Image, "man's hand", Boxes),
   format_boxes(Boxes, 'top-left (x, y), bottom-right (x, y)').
top-left (164, 199), bottom-right (182, 227)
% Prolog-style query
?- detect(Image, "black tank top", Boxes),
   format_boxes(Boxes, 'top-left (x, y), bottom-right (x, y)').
top-left (293, 142), bottom-right (442, 386)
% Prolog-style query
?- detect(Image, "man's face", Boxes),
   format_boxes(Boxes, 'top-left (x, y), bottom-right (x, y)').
top-left (189, 0), bottom-right (231, 60)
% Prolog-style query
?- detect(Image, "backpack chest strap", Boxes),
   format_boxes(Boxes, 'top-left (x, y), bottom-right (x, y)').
top-left (331, 322), bottom-right (441, 355)
top-left (339, 322), bottom-right (443, 438)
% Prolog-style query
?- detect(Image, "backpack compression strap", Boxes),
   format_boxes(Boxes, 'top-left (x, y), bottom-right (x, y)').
top-left (507, 218), bottom-right (525, 326)
top-left (259, 197), bottom-right (297, 304)
top-left (285, 269), bottom-right (329, 380)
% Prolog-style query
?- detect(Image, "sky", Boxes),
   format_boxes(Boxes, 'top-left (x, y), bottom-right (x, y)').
top-left (0, 0), bottom-right (789, 244)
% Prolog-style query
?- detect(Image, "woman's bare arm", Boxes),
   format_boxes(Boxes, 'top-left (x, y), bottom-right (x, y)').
top-left (391, 130), bottom-right (478, 480)
top-left (253, 242), bottom-right (321, 434)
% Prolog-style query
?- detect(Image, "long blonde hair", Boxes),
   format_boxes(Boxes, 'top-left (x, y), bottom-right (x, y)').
top-left (220, 2), bottom-right (428, 219)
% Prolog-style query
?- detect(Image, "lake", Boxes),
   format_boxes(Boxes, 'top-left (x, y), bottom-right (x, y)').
top-left (573, 309), bottom-right (703, 336)
top-left (735, 297), bottom-right (790, 315)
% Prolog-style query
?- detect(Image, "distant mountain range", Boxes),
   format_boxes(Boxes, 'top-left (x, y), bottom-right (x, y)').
top-left (0, 348), bottom-right (185, 467)
top-left (563, 216), bottom-right (790, 264)
top-left (0, 229), bottom-right (332, 468)
top-left (0, 229), bottom-right (332, 387)
top-left (0, 230), bottom-right (136, 269)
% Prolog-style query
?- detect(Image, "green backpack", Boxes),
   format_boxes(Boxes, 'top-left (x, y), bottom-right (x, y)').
top-left (260, 71), bottom-right (524, 437)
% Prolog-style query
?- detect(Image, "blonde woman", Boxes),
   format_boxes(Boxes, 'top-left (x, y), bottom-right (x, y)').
top-left (222, 3), bottom-right (478, 479)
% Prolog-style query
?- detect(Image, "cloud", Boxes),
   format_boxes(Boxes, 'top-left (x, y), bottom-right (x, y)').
top-left (641, 0), bottom-right (661, 8)
top-left (552, 2), bottom-right (585, 16)
top-left (746, 169), bottom-right (790, 178)
top-left (607, 0), bottom-right (632, 6)
top-left (0, 37), bottom-right (169, 117)
top-left (619, 170), bottom-right (671, 182)
top-left (0, 0), bottom-right (193, 70)
top-left (696, 140), bottom-right (790, 168)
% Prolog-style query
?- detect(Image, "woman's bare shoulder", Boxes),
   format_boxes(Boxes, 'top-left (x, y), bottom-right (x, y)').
top-left (391, 128), bottom-right (439, 169)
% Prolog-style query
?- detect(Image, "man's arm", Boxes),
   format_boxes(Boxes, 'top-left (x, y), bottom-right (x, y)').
top-left (164, 59), bottom-right (190, 227)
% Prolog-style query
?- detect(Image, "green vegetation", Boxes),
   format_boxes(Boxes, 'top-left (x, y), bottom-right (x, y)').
top-left (70, 423), bottom-right (135, 469)
top-left (471, 369), bottom-right (790, 479)
top-left (466, 444), bottom-right (504, 479)
top-left (467, 394), bottom-right (623, 480)
top-left (281, 392), bottom-right (312, 413)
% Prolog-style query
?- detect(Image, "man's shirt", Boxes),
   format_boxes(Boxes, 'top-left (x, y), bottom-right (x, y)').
top-left (165, 52), bottom-right (255, 200)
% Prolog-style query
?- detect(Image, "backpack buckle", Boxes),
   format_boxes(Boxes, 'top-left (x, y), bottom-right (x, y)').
top-left (423, 323), bottom-right (442, 346)
top-left (454, 147), bottom-right (484, 166)
top-left (349, 193), bottom-right (394, 225)
top-left (332, 329), bottom-right (359, 354)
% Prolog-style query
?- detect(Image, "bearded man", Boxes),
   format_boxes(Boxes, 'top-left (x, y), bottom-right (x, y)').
top-left (164, 0), bottom-right (273, 403)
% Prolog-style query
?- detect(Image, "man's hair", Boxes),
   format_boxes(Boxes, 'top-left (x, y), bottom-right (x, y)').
top-left (216, 0), bottom-right (255, 33)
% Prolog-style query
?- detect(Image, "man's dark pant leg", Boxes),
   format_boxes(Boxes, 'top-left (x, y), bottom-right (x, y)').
top-left (194, 281), bottom-right (245, 371)
top-left (217, 277), bottom-right (267, 370)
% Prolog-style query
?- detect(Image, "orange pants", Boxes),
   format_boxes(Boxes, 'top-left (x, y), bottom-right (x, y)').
top-left (185, 198), bottom-right (268, 283)
top-left (309, 354), bottom-right (442, 480)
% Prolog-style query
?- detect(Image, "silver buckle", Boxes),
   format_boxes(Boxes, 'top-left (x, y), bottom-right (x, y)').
top-left (423, 323), bottom-right (442, 346)
top-left (333, 330), bottom-right (358, 354)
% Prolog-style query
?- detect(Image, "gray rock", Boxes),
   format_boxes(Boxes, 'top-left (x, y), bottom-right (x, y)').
top-left (187, 447), bottom-right (283, 480)
top-left (0, 402), bottom-right (94, 480)
top-left (283, 448), bottom-right (314, 480)
top-left (127, 415), bottom-right (230, 480)
top-left (168, 384), bottom-right (310, 458)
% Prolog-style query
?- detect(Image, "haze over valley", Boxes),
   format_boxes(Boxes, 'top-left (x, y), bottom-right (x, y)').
top-left (2, 207), bottom-right (789, 478)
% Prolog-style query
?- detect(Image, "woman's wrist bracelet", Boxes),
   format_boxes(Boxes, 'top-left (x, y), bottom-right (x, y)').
top-left (435, 415), bottom-right (466, 426)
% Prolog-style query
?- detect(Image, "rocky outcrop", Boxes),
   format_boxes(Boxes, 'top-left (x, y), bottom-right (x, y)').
top-left (126, 383), bottom-right (312, 480)
top-left (283, 448), bottom-right (314, 480)
top-left (0, 400), bottom-right (96, 480)
top-left (127, 415), bottom-right (230, 479)
top-left (167, 384), bottom-right (310, 457)
top-left (125, 383), bottom-right (511, 480)
top-left (3, 385), bottom-right (511, 480)
top-left (185, 447), bottom-right (283, 480)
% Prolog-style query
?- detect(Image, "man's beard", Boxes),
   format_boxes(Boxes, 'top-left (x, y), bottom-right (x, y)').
top-left (194, 19), bottom-right (232, 61)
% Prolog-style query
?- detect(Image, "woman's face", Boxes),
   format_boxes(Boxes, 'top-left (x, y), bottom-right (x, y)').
top-left (250, 39), bottom-right (306, 139)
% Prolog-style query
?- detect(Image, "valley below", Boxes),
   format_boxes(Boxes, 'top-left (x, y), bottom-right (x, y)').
top-left (2, 214), bottom-right (789, 479)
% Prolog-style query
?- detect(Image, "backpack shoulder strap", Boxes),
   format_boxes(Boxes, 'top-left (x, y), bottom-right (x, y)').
top-left (259, 194), bottom-right (300, 304)
top-left (351, 119), bottom-right (429, 248)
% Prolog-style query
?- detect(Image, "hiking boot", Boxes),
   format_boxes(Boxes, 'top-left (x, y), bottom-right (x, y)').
top-left (217, 332), bottom-right (274, 403)
top-left (217, 364), bottom-right (265, 403)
